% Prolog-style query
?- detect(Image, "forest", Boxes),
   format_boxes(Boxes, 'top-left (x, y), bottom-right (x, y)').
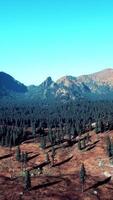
top-left (0, 98), bottom-right (113, 199)
top-left (0, 99), bottom-right (113, 148)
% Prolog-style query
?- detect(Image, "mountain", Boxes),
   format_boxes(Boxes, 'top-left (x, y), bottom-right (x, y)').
top-left (0, 72), bottom-right (27, 96)
top-left (1, 68), bottom-right (113, 103)
top-left (36, 68), bottom-right (113, 101)
top-left (78, 68), bottom-right (113, 84)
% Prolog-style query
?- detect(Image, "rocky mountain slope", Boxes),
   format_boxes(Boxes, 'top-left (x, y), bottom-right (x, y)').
top-left (35, 68), bottom-right (113, 101)
top-left (0, 68), bottom-right (113, 102)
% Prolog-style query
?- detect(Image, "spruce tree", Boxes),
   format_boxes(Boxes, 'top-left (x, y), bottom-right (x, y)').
top-left (21, 152), bottom-right (25, 163)
top-left (16, 146), bottom-right (21, 161)
top-left (24, 152), bottom-right (28, 166)
top-left (51, 146), bottom-right (56, 166)
top-left (24, 170), bottom-right (31, 190)
top-left (82, 138), bottom-right (86, 149)
top-left (40, 135), bottom-right (46, 149)
top-left (111, 143), bottom-right (113, 158)
top-left (80, 163), bottom-right (86, 192)
top-left (86, 132), bottom-right (90, 144)
top-left (78, 139), bottom-right (82, 150)
top-left (45, 152), bottom-right (50, 163)
top-left (106, 136), bottom-right (111, 157)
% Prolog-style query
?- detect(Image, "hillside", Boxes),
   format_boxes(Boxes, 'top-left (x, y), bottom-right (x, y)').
top-left (78, 68), bottom-right (113, 84)
top-left (0, 130), bottom-right (113, 200)
top-left (0, 72), bottom-right (27, 96)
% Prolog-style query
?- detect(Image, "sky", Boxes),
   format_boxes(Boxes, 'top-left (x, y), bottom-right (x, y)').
top-left (0, 0), bottom-right (113, 85)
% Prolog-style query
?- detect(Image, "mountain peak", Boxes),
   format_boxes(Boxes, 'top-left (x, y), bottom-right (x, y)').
top-left (46, 76), bottom-right (53, 82)
top-left (93, 68), bottom-right (113, 74)
top-left (102, 68), bottom-right (113, 71)
top-left (0, 71), bottom-right (27, 94)
top-left (0, 71), bottom-right (14, 78)
top-left (56, 76), bottom-right (77, 87)
top-left (40, 76), bottom-right (53, 88)
top-left (90, 68), bottom-right (113, 83)
top-left (78, 68), bottom-right (113, 84)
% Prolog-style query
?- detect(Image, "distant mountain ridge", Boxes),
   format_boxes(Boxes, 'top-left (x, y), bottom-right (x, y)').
top-left (0, 72), bottom-right (27, 96)
top-left (78, 68), bottom-right (113, 84)
top-left (1, 68), bottom-right (113, 102)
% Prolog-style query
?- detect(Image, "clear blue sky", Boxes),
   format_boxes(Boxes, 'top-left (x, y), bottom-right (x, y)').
top-left (0, 0), bottom-right (113, 85)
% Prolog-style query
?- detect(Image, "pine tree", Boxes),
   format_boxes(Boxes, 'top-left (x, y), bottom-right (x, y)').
top-left (9, 135), bottom-right (12, 152)
top-left (106, 136), bottom-right (111, 157)
top-left (24, 170), bottom-right (31, 190)
top-left (16, 146), bottom-right (21, 161)
top-left (21, 152), bottom-right (24, 162)
top-left (86, 132), bottom-right (90, 144)
top-left (95, 122), bottom-right (100, 134)
top-left (51, 146), bottom-right (56, 166)
top-left (82, 138), bottom-right (86, 149)
top-left (78, 139), bottom-right (82, 150)
top-left (24, 152), bottom-right (28, 166)
top-left (40, 135), bottom-right (46, 149)
top-left (111, 143), bottom-right (113, 158)
top-left (32, 121), bottom-right (36, 142)
top-left (45, 152), bottom-right (50, 163)
top-left (80, 163), bottom-right (86, 192)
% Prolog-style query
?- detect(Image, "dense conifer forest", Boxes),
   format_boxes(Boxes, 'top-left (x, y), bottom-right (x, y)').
top-left (0, 99), bottom-right (113, 148)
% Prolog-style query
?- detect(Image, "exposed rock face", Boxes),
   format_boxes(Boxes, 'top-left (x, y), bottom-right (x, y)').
top-left (1, 68), bottom-right (113, 102)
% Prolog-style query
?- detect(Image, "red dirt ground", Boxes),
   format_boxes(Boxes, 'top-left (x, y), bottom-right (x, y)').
top-left (0, 131), bottom-right (113, 200)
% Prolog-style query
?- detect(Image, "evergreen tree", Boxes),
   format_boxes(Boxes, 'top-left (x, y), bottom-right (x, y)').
top-left (82, 138), bottom-right (86, 149)
top-left (32, 121), bottom-right (36, 142)
top-left (99, 121), bottom-right (104, 133)
top-left (78, 139), bottom-right (82, 150)
top-left (86, 132), bottom-right (90, 144)
top-left (51, 146), bottom-right (56, 166)
top-left (9, 135), bottom-right (12, 152)
top-left (95, 122), bottom-right (100, 134)
top-left (16, 146), bottom-right (21, 161)
top-left (24, 170), bottom-right (31, 190)
top-left (24, 152), bottom-right (28, 165)
top-left (106, 136), bottom-right (111, 157)
top-left (111, 143), bottom-right (113, 158)
top-left (45, 152), bottom-right (50, 163)
top-left (40, 135), bottom-right (46, 149)
top-left (21, 152), bottom-right (25, 163)
top-left (80, 163), bottom-right (86, 192)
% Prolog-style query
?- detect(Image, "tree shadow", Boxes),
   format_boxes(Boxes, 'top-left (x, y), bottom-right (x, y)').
top-left (22, 140), bottom-right (33, 144)
top-left (46, 139), bottom-right (66, 149)
top-left (27, 151), bottom-right (33, 155)
top-left (86, 144), bottom-right (96, 151)
top-left (53, 156), bottom-right (73, 167)
top-left (105, 186), bottom-right (113, 190)
top-left (28, 153), bottom-right (39, 161)
top-left (30, 161), bottom-right (48, 171)
top-left (85, 176), bottom-right (111, 191)
top-left (31, 180), bottom-right (62, 190)
top-left (93, 140), bottom-right (100, 145)
top-left (86, 140), bottom-right (99, 151)
top-left (0, 153), bottom-right (13, 160)
top-left (63, 140), bottom-right (76, 148)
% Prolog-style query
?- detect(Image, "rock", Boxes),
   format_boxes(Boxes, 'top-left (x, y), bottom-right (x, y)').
top-left (93, 190), bottom-right (98, 195)
top-left (19, 192), bottom-right (24, 196)
top-left (104, 171), bottom-right (111, 177)
top-left (31, 173), bottom-right (34, 177)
